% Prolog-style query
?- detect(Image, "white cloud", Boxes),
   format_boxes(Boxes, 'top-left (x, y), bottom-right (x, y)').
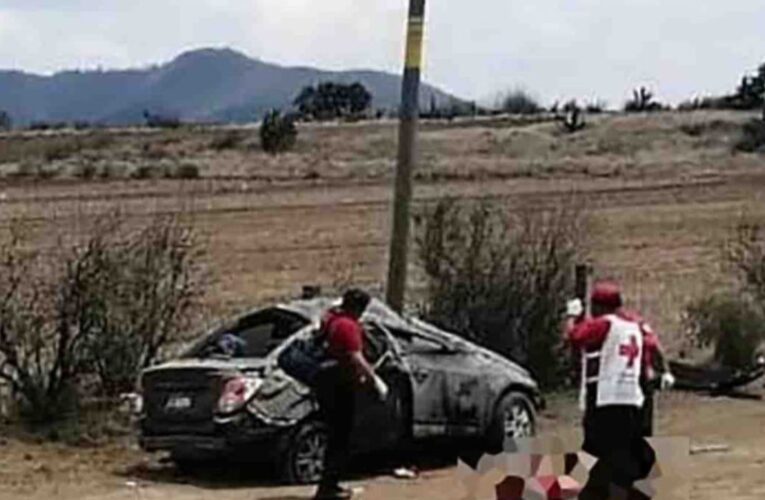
top-left (0, 1), bottom-right (763, 105)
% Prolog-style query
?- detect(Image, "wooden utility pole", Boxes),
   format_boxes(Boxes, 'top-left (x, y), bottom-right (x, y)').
top-left (386, 0), bottom-right (427, 313)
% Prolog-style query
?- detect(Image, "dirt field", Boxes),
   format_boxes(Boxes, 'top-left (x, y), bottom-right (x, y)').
top-left (1, 110), bottom-right (765, 498)
top-left (1, 110), bottom-right (764, 342)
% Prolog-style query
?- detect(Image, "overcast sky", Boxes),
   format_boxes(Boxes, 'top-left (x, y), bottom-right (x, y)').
top-left (0, 1), bottom-right (763, 107)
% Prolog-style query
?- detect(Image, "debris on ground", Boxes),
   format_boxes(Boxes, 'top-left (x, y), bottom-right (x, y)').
top-left (393, 467), bottom-right (419, 480)
top-left (690, 444), bottom-right (731, 455)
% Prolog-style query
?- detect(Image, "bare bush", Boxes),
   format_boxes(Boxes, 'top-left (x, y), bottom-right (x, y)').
top-left (0, 212), bottom-right (207, 424)
top-left (414, 198), bottom-right (587, 388)
top-left (81, 214), bottom-right (206, 394)
top-left (169, 163), bottom-right (201, 180)
top-left (625, 87), bottom-right (667, 113)
top-left (684, 221), bottom-right (765, 368)
top-left (734, 119), bottom-right (765, 153)
top-left (209, 130), bottom-right (244, 150)
top-left (684, 294), bottom-right (764, 368)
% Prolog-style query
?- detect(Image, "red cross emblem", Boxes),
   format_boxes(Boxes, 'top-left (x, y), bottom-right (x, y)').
top-left (619, 335), bottom-right (640, 368)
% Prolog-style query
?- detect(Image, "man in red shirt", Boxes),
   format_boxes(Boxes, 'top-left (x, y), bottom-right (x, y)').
top-left (313, 289), bottom-right (388, 500)
top-left (564, 281), bottom-right (671, 499)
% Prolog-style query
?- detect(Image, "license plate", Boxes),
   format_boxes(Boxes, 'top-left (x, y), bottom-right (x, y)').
top-left (165, 395), bottom-right (193, 411)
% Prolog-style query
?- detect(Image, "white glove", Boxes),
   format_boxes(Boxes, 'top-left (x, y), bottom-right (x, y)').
top-left (566, 299), bottom-right (584, 317)
top-left (661, 372), bottom-right (676, 390)
top-left (373, 375), bottom-right (389, 401)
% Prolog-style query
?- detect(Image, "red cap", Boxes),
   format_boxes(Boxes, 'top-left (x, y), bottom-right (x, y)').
top-left (591, 281), bottom-right (623, 309)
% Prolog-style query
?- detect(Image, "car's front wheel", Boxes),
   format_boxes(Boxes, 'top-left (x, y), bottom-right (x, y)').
top-left (280, 420), bottom-right (328, 484)
top-left (487, 391), bottom-right (536, 452)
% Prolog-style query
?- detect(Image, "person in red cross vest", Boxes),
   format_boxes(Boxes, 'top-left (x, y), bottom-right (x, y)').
top-left (563, 281), bottom-right (672, 499)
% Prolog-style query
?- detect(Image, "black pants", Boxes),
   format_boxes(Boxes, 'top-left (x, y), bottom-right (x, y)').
top-left (315, 366), bottom-right (356, 490)
top-left (640, 381), bottom-right (656, 437)
top-left (580, 405), bottom-right (655, 499)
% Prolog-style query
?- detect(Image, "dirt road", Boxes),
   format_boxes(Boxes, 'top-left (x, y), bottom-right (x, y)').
top-left (2, 390), bottom-right (764, 500)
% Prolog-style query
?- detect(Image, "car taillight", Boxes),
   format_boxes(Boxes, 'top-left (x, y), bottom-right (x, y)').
top-left (217, 376), bottom-right (261, 415)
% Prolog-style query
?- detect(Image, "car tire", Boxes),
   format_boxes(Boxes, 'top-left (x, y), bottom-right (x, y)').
top-left (279, 419), bottom-right (328, 485)
top-left (487, 391), bottom-right (536, 453)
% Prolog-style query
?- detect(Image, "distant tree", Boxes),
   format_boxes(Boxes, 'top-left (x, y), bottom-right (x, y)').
top-left (500, 90), bottom-right (543, 115)
top-left (347, 82), bottom-right (372, 115)
top-left (625, 87), bottom-right (666, 112)
top-left (730, 63), bottom-right (765, 111)
top-left (0, 110), bottom-right (11, 131)
top-left (143, 110), bottom-right (181, 129)
top-left (293, 82), bottom-right (372, 121)
top-left (585, 99), bottom-right (607, 114)
top-left (260, 110), bottom-right (298, 154)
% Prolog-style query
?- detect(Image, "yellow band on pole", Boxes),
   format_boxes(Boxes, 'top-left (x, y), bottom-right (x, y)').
top-left (405, 17), bottom-right (425, 69)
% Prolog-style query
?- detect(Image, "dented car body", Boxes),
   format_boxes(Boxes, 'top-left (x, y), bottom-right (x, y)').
top-left (138, 298), bottom-right (543, 483)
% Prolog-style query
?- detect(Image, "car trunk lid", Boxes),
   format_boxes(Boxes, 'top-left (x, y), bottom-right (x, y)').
top-left (141, 359), bottom-right (266, 435)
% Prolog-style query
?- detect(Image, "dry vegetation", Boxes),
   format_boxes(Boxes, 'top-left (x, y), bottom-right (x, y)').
top-left (1, 109), bottom-right (765, 500)
top-left (0, 110), bottom-right (764, 353)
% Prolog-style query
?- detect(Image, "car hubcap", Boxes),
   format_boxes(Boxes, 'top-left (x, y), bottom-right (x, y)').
top-left (295, 430), bottom-right (327, 482)
top-left (504, 403), bottom-right (533, 438)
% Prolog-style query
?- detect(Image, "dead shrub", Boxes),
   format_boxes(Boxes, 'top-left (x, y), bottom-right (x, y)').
top-left (684, 221), bottom-right (765, 367)
top-left (169, 163), bottom-right (201, 179)
top-left (734, 118), bottom-right (765, 153)
top-left (684, 293), bottom-right (764, 368)
top-left (209, 131), bottom-right (244, 150)
top-left (414, 198), bottom-right (587, 389)
top-left (73, 163), bottom-right (98, 180)
top-left (0, 212), bottom-right (207, 425)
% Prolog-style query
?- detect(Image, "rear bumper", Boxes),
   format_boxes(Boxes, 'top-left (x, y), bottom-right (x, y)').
top-left (139, 414), bottom-right (284, 459)
top-left (140, 435), bottom-right (228, 454)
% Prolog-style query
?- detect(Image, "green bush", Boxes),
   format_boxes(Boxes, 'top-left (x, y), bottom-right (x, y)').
top-left (260, 110), bottom-right (298, 154)
top-left (414, 199), bottom-right (586, 389)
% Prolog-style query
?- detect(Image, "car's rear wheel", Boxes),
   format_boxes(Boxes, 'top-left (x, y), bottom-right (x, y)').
top-left (487, 391), bottom-right (536, 452)
top-left (280, 420), bottom-right (328, 484)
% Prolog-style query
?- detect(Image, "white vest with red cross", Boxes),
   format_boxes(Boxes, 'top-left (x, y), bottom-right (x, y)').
top-left (579, 314), bottom-right (644, 410)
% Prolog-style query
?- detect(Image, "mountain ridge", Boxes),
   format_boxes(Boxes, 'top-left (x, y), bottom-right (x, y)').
top-left (0, 47), bottom-right (461, 125)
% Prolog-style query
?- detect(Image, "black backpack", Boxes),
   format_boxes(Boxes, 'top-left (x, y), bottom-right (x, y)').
top-left (277, 329), bottom-right (331, 387)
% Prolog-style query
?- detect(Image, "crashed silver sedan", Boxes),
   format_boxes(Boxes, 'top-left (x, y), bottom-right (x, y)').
top-left (138, 297), bottom-right (543, 484)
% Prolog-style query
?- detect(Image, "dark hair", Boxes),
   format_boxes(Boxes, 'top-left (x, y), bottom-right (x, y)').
top-left (341, 288), bottom-right (371, 316)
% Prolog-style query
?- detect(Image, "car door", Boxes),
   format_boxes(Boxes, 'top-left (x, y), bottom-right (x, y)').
top-left (350, 320), bottom-right (409, 453)
top-left (390, 328), bottom-right (483, 439)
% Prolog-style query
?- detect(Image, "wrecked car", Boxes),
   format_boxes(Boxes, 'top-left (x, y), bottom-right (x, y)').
top-left (138, 297), bottom-right (543, 484)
